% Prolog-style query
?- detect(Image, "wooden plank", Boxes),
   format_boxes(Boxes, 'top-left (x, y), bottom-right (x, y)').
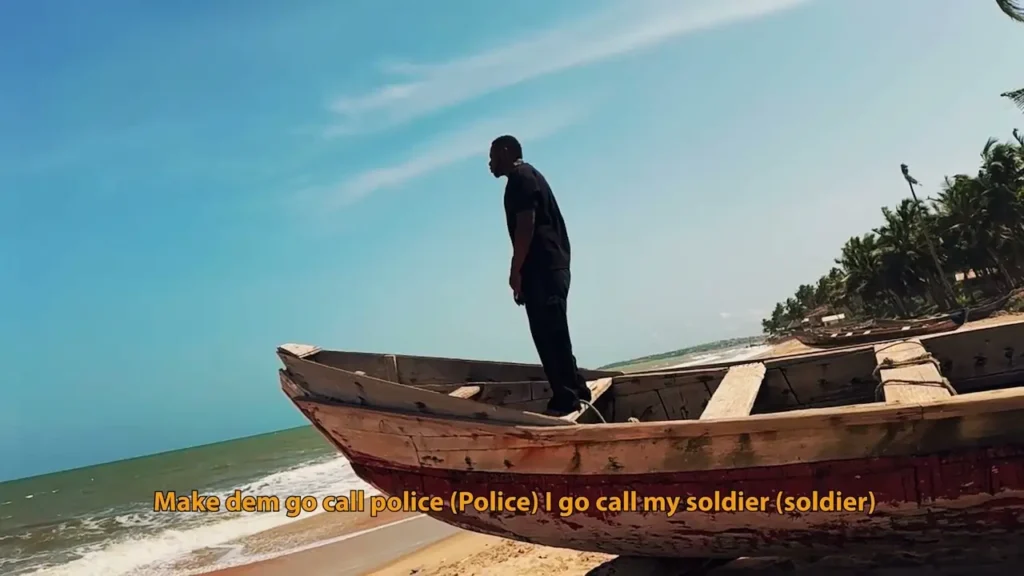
top-left (383, 354), bottom-right (399, 383)
top-left (506, 378), bottom-right (615, 417)
top-left (657, 386), bottom-right (707, 420)
top-left (611, 390), bottom-right (669, 423)
top-left (295, 386), bottom-right (1024, 476)
top-left (393, 355), bottom-right (621, 386)
top-left (448, 385), bottom-right (481, 400)
top-left (612, 369), bottom-right (728, 396)
top-left (560, 378), bottom-right (615, 422)
top-left (874, 338), bottom-right (953, 404)
top-left (278, 343), bottom-right (322, 359)
top-left (699, 363), bottom-right (767, 420)
top-left (313, 351), bottom-right (401, 382)
top-left (289, 376), bottom-right (1024, 445)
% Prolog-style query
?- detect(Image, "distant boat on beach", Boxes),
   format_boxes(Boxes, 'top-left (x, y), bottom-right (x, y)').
top-left (790, 311), bottom-right (965, 347)
top-left (276, 318), bottom-right (1024, 561)
top-left (790, 292), bottom-right (1014, 348)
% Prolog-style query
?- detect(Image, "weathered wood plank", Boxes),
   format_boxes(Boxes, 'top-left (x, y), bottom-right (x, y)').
top-left (874, 338), bottom-right (953, 404)
top-left (394, 355), bottom-right (620, 385)
top-left (560, 378), bottom-right (614, 422)
top-left (656, 386), bottom-right (707, 420)
top-left (350, 450), bottom-right (1024, 562)
top-left (313, 350), bottom-right (401, 381)
top-left (294, 386), bottom-right (1024, 476)
top-left (506, 378), bottom-right (615, 416)
top-left (612, 369), bottom-right (728, 396)
top-left (278, 343), bottom-right (322, 359)
top-left (448, 385), bottom-right (481, 400)
top-left (279, 353), bottom-right (569, 427)
top-left (383, 354), bottom-right (399, 383)
top-left (699, 363), bottom-right (767, 420)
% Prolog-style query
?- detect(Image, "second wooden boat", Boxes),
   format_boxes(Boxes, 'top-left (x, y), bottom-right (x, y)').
top-left (276, 319), bottom-right (1024, 560)
top-left (791, 310), bottom-right (966, 348)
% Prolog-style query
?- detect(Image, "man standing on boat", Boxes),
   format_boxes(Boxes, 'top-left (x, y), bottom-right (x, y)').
top-left (488, 135), bottom-right (592, 416)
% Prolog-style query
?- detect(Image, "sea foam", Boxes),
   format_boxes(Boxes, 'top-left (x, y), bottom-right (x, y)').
top-left (24, 455), bottom-right (375, 576)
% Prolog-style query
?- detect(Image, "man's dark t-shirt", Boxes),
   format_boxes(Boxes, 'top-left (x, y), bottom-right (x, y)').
top-left (503, 162), bottom-right (571, 278)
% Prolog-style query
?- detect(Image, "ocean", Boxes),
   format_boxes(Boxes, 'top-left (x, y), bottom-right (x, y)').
top-left (664, 343), bottom-right (771, 369)
top-left (0, 427), bottom-right (375, 576)
top-left (0, 342), bottom-right (768, 576)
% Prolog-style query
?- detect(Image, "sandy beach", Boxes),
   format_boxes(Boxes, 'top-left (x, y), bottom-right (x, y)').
top-left (203, 313), bottom-right (1024, 576)
top-left (206, 516), bottom-right (1024, 576)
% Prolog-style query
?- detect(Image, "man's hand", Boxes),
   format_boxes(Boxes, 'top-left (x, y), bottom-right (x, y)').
top-left (509, 268), bottom-right (523, 305)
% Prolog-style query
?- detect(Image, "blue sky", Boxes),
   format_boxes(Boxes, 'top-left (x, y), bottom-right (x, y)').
top-left (2, 0), bottom-right (1023, 481)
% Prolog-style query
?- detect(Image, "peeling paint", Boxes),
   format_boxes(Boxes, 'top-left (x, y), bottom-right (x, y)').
top-left (349, 446), bottom-right (1024, 558)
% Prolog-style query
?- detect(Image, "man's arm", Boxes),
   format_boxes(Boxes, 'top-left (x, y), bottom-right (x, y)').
top-left (511, 210), bottom-right (535, 275)
top-left (506, 170), bottom-right (539, 276)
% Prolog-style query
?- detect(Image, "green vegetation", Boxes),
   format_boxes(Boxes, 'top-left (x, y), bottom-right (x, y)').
top-left (764, 1), bottom-right (1024, 336)
top-left (761, 128), bottom-right (1024, 335)
top-left (763, 0), bottom-right (1024, 336)
top-left (598, 336), bottom-right (764, 371)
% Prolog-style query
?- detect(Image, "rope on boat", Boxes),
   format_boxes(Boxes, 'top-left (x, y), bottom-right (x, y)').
top-left (871, 347), bottom-right (958, 401)
top-left (578, 399), bottom-right (607, 423)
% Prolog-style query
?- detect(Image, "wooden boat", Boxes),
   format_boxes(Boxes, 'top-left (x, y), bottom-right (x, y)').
top-left (964, 292), bottom-right (1014, 322)
top-left (276, 319), bottom-right (1024, 560)
top-left (791, 310), bottom-right (966, 348)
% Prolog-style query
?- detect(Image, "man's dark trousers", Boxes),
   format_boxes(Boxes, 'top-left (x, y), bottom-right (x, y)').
top-left (521, 268), bottom-right (590, 411)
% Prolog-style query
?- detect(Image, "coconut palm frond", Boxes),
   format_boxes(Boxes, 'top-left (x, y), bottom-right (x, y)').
top-left (1002, 88), bottom-right (1024, 111)
top-left (997, 0), bottom-right (1024, 22)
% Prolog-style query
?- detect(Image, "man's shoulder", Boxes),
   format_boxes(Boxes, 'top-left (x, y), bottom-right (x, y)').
top-left (511, 162), bottom-right (551, 191)
top-left (506, 162), bottom-right (536, 193)
top-left (508, 162), bottom-right (535, 181)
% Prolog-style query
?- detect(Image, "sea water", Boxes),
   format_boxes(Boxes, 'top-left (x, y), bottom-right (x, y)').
top-left (664, 343), bottom-right (772, 369)
top-left (0, 427), bottom-right (375, 576)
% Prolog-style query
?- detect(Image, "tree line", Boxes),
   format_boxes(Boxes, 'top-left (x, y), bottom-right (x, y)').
top-left (759, 1), bottom-right (1024, 336)
top-left (761, 129), bottom-right (1024, 335)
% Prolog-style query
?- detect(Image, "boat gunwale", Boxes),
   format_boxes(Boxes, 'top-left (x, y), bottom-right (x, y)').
top-left (278, 318), bottom-right (1024, 452)
top-left (282, 344), bottom-right (622, 382)
top-left (282, 317), bottom-right (1020, 381)
top-left (280, 368), bottom-right (1024, 440)
top-left (284, 374), bottom-right (1024, 478)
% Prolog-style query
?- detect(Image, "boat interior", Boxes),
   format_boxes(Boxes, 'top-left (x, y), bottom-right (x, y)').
top-left (279, 320), bottom-right (1024, 426)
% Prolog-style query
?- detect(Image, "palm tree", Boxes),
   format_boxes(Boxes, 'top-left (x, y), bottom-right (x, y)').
top-left (762, 130), bottom-right (1024, 333)
top-left (997, 1), bottom-right (1024, 110)
top-left (755, 0), bottom-right (1024, 333)
top-left (996, 0), bottom-right (1024, 22)
top-left (1005, 89), bottom-right (1024, 112)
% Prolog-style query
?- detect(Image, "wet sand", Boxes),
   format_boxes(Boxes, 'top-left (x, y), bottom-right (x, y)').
top-left (203, 515), bottom-right (460, 576)
top-left (205, 313), bottom-right (1024, 576)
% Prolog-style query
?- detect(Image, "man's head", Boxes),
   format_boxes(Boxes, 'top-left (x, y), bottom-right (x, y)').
top-left (489, 135), bottom-right (522, 178)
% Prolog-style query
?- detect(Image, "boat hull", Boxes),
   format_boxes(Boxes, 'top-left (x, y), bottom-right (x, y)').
top-left (277, 319), bottom-right (1024, 559)
top-left (287, 385), bottom-right (1024, 559)
top-left (347, 446), bottom-right (1024, 559)
top-left (792, 318), bottom-right (961, 348)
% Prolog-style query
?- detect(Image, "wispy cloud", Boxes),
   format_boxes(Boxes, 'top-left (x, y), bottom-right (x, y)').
top-left (324, 0), bottom-right (811, 136)
top-left (300, 103), bottom-right (589, 210)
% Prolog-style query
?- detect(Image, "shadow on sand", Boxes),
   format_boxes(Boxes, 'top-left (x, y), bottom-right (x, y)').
top-left (585, 553), bottom-right (1023, 575)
